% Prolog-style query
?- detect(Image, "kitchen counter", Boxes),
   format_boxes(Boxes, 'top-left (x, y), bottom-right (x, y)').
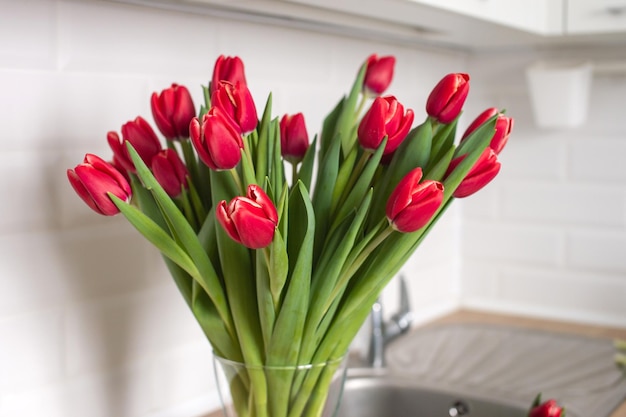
top-left (205, 309), bottom-right (626, 417)
top-left (421, 309), bottom-right (626, 417)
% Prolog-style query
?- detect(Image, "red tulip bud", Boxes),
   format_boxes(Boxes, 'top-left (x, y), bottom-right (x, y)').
top-left (211, 55), bottom-right (247, 95)
top-left (67, 154), bottom-right (132, 216)
top-left (211, 81), bottom-right (258, 134)
top-left (529, 399), bottom-right (565, 417)
top-left (216, 185), bottom-right (278, 249)
top-left (108, 116), bottom-right (162, 173)
top-left (151, 149), bottom-right (189, 198)
top-left (358, 96), bottom-right (415, 155)
top-left (363, 54), bottom-right (396, 96)
top-left (150, 83), bottom-right (196, 141)
top-left (426, 73), bottom-right (470, 124)
top-left (189, 107), bottom-right (243, 171)
top-left (386, 167), bottom-right (444, 233)
top-left (280, 113), bottom-right (310, 163)
top-left (462, 107), bottom-right (513, 155)
top-left (447, 148), bottom-right (500, 198)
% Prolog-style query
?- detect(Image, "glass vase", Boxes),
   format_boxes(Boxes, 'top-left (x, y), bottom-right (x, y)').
top-left (213, 354), bottom-right (348, 417)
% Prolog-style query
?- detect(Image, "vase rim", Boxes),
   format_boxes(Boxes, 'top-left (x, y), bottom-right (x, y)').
top-left (212, 352), bottom-right (347, 371)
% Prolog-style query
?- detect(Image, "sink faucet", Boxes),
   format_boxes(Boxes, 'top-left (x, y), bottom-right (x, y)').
top-left (367, 275), bottom-right (413, 368)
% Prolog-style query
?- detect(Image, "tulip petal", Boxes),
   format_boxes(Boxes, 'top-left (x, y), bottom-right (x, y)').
top-left (67, 169), bottom-right (104, 215)
top-left (386, 167), bottom-right (423, 221)
top-left (216, 200), bottom-right (242, 244)
top-left (247, 185), bottom-right (278, 224)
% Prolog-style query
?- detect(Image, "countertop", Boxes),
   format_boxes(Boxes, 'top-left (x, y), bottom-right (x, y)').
top-left (422, 309), bottom-right (626, 417)
top-left (205, 309), bottom-right (626, 417)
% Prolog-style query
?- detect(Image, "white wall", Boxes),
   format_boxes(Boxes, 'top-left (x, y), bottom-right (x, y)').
top-left (460, 45), bottom-right (626, 328)
top-left (0, 1), bottom-right (466, 416)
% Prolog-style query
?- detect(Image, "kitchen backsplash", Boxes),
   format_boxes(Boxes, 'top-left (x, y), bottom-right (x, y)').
top-left (461, 47), bottom-right (626, 327)
top-left (1, 0), bottom-right (624, 416)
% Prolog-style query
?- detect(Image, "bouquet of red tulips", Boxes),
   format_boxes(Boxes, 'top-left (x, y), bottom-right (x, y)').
top-left (67, 54), bottom-right (512, 417)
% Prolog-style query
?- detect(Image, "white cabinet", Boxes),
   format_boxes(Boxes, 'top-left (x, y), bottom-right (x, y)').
top-left (566, 0), bottom-right (626, 34)
top-left (117, 0), bottom-right (626, 48)
top-left (405, 0), bottom-right (563, 35)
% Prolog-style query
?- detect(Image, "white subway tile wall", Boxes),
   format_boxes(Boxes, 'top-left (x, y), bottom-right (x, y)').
top-left (462, 48), bottom-right (626, 327)
top-left (0, 0), bottom-right (466, 416)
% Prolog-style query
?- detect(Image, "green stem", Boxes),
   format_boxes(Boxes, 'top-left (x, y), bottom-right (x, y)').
top-left (355, 93), bottom-right (367, 119)
top-left (323, 223), bottom-right (393, 319)
top-left (430, 117), bottom-right (441, 136)
top-left (344, 225), bottom-right (393, 278)
top-left (243, 134), bottom-right (256, 173)
top-left (178, 188), bottom-right (198, 231)
top-left (230, 168), bottom-right (244, 195)
top-left (291, 162), bottom-right (298, 191)
top-left (181, 139), bottom-right (200, 185)
top-left (332, 150), bottom-right (369, 216)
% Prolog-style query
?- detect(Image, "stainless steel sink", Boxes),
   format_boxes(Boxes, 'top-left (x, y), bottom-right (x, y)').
top-left (335, 369), bottom-right (528, 417)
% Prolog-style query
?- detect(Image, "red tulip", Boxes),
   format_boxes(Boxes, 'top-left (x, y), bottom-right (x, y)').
top-left (211, 55), bottom-right (247, 95)
top-left (386, 167), bottom-right (444, 233)
top-left (426, 73), bottom-right (470, 124)
top-left (109, 156), bottom-right (130, 183)
top-left (211, 81), bottom-right (258, 134)
top-left (447, 148), bottom-right (500, 198)
top-left (67, 154), bottom-right (132, 216)
top-left (189, 107), bottom-right (243, 171)
top-left (529, 399), bottom-right (564, 417)
top-left (363, 54), bottom-right (396, 95)
top-left (280, 113), bottom-right (309, 163)
top-left (150, 83), bottom-right (196, 140)
top-left (108, 116), bottom-right (162, 173)
top-left (151, 149), bottom-right (189, 198)
top-left (216, 184), bottom-right (278, 249)
top-left (462, 107), bottom-right (513, 155)
top-left (358, 96), bottom-right (415, 155)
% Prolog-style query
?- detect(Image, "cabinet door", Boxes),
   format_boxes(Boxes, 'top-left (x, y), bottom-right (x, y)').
top-left (405, 0), bottom-right (561, 34)
top-left (567, 0), bottom-right (626, 34)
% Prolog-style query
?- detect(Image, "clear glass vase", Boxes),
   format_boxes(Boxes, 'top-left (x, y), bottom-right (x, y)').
top-left (213, 354), bottom-right (348, 417)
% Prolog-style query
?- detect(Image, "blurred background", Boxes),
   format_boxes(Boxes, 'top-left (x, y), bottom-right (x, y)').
top-left (0, 0), bottom-right (624, 416)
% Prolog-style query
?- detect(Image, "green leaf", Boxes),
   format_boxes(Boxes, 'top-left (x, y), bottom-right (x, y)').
top-left (110, 195), bottom-right (200, 280)
top-left (337, 64), bottom-right (367, 156)
top-left (271, 118), bottom-right (285, 196)
top-left (268, 182), bottom-right (315, 366)
top-left (424, 145), bottom-right (455, 181)
top-left (297, 136), bottom-right (317, 192)
top-left (240, 147), bottom-right (257, 187)
top-left (191, 280), bottom-right (242, 361)
top-left (427, 115), bottom-right (458, 169)
top-left (202, 84), bottom-right (211, 111)
top-left (298, 189), bottom-right (373, 364)
top-left (197, 207), bottom-right (222, 278)
top-left (331, 141), bottom-right (383, 230)
top-left (329, 144), bottom-right (358, 215)
top-left (320, 97), bottom-right (344, 158)
top-left (255, 93), bottom-right (273, 184)
top-left (255, 249), bottom-right (275, 355)
top-left (268, 230), bottom-right (289, 310)
top-left (276, 181), bottom-right (289, 245)
top-left (311, 134), bottom-right (342, 263)
top-left (125, 143), bottom-right (235, 339)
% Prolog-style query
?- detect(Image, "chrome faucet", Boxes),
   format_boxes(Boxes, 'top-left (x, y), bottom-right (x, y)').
top-left (367, 275), bottom-right (413, 367)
